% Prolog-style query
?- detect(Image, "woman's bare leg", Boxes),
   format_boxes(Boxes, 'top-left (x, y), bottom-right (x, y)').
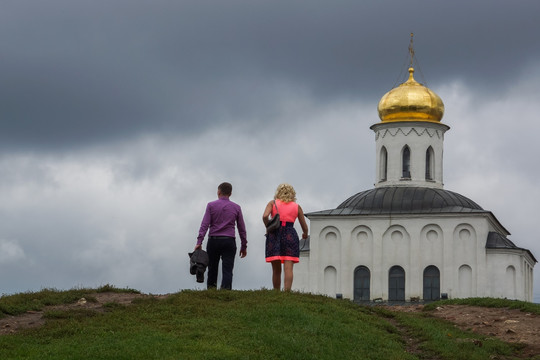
top-left (271, 260), bottom-right (282, 290)
top-left (283, 260), bottom-right (294, 291)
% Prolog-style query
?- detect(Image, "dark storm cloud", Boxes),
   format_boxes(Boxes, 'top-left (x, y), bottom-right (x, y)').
top-left (0, 0), bottom-right (539, 150)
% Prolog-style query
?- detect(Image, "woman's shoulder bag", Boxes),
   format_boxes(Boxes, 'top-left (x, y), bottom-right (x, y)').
top-left (266, 200), bottom-right (280, 233)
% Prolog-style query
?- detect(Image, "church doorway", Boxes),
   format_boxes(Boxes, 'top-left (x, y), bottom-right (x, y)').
top-left (423, 265), bottom-right (440, 301)
top-left (353, 266), bottom-right (370, 301)
top-left (388, 266), bottom-right (405, 301)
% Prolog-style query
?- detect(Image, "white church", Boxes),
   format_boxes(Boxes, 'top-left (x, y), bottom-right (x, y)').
top-left (294, 56), bottom-right (536, 302)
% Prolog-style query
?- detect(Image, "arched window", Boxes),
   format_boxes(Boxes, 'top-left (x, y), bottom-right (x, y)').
top-left (458, 264), bottom-right (473, 298)
top-left (505, 266), bottom-right (516, 299)
top-left (324, 266), bottom-right (337, 297)
top-left (423, 265), bottom-right (440, 301)
top-left (388, 266), bottom-right (405, 301)
top-left (425, 146), bottom-right (434, 180)
top-left (402, 146), bottom-right (411, 179)
top-left (354, 266), bottom-right (370, 302)
top-left (380, 147), bottom-right (388, 181)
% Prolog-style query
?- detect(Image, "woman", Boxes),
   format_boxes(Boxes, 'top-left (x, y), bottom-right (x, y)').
top-left (262, 183), bottom-right (309, 291)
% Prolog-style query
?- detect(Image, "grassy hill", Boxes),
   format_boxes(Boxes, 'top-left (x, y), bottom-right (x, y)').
top-left (0, 287), bottom-right (537, 359)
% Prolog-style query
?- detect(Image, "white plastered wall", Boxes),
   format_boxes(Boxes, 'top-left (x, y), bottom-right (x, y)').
top-left (295, 213), bottom-right (533, 302)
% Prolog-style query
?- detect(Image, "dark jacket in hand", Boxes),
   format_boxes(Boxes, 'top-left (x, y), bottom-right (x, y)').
top-left (189, 249), bottom-right (209, 283)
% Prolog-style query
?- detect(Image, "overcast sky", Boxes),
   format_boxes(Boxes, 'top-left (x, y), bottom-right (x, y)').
top-left (1, 1), bottom-right (539, 302)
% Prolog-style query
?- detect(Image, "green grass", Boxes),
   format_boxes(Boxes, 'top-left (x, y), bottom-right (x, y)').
top-left (0, 290), bottom-right (534, 360)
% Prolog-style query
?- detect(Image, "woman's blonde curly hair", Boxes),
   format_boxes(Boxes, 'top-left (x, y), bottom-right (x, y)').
top-left (274, 183), bottom-right (296, 203)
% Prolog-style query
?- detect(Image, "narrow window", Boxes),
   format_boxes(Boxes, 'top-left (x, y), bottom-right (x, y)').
top-left (389, 266), bottom-right (405, 301)
top-left (402, 146), bottom-right (410, 178)
top-left (354, 266), bottom-right (371, 302)
top-left (425, 146), bottom-right (434, 180)
top-left (423, 265), bottom-right (440, 301)
top-left (380, 147), bottom-right (388, 181)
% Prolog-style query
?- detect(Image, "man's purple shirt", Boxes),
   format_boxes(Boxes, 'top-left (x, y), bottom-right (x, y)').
top-left (197, 197), bottom-right (247, 251)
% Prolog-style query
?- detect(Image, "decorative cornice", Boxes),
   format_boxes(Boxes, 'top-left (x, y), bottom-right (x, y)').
top-left (374, 127), bottom-right (444, 140)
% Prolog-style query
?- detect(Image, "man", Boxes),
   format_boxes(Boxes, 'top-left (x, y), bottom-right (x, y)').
top-left (195, 182), bottom-right (247, 289)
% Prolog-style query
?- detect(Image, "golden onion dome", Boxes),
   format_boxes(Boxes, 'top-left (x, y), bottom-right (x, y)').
top-left (377, 67), bottom-right (444, 123)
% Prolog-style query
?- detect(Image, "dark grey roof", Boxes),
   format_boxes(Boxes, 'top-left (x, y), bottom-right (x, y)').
top-left (486, 232), bottom-right (537, 262)
top-left (486, 231), bottom-right (518, 249)
top-left (306, 186), bottom-right (485, 216)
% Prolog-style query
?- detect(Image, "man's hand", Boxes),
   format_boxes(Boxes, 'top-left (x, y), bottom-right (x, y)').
top-left (194, 244), bottom-right (202, 251)
top-left (239, 249), bottom-right (247, 258)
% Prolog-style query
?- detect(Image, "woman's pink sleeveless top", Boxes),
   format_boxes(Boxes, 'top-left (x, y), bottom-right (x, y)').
top-left (272, 199), bottom-right (298, 223)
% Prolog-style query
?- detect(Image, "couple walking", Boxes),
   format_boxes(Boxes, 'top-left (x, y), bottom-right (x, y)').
top-left (195, 182), bottom-right (308, 291)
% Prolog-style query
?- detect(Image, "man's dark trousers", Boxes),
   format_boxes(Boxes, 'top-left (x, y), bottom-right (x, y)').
top-left (206, 237), bottom-right (237, 290)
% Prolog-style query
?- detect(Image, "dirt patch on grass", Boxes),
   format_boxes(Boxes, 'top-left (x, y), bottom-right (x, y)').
top-left (0, 292), bottom-right (168, 335)
top-left (382, 304), bottom-right (540, 358)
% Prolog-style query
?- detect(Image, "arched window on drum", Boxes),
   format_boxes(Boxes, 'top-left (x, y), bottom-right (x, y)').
top-left (402, 146), bottom-right (411, 179)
